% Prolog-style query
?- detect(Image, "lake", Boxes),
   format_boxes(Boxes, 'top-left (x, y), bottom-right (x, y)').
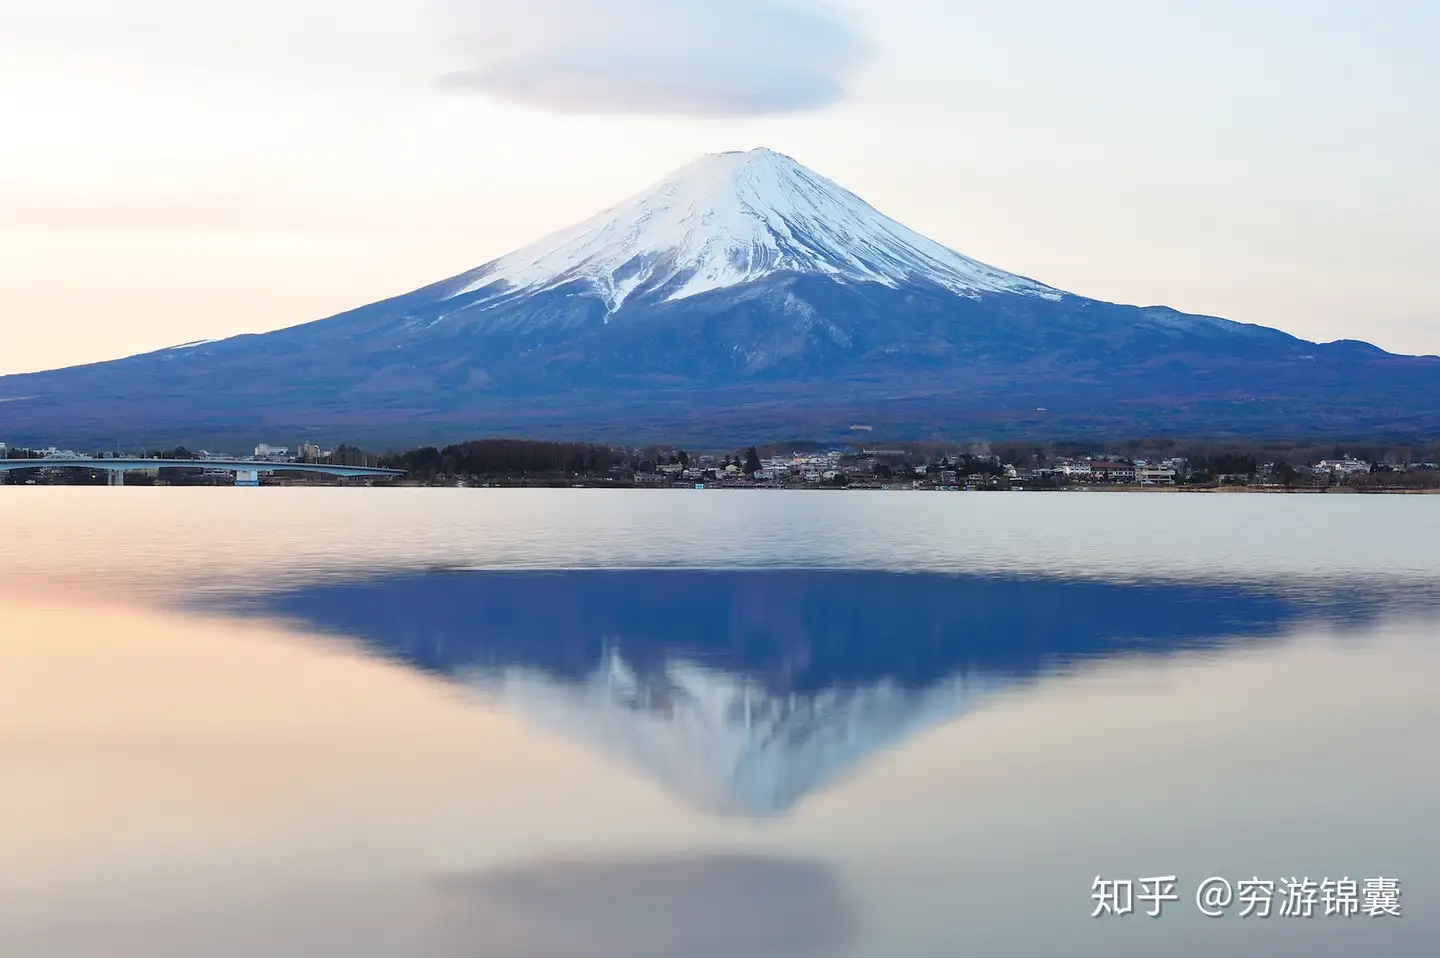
top-left (1, 489), bottom-right (1436, 956)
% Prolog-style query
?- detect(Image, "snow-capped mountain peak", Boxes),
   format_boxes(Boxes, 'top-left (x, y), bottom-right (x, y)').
top-left (447, 147), bottom-right (1060, 312)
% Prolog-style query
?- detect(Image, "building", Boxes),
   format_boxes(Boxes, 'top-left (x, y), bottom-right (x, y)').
top-left (253, 444), bottom-right (290, 460)
top-left (1137, 465), bottom-right (1177, 484)
top-left (1160, 457), bottom-right (1190, 479)
top-left (1315, 458), bottom-right (1371, 478)
top-left (296, 442), bottom-right (323, 461)
top-left (1089, 461), bottom-right (1137, 483)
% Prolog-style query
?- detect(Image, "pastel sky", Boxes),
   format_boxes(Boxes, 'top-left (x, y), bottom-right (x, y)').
top-left (2, 0), bottom-right (1437, 375)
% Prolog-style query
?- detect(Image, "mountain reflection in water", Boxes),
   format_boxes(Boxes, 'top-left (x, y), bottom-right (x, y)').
top-left (223, 570), bottom-right (1391, 815)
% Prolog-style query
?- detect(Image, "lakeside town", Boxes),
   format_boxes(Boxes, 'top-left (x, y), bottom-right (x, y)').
top-left (4, 438), bottom-right (1438, 492)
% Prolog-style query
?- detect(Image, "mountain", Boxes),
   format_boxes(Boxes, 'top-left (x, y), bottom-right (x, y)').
top-left (3, 147), bottom-right (1438, 448)
top-left (218, 569), bottom-right (1390, 815)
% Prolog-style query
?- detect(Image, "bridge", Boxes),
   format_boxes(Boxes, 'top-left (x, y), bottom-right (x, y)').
top-left (0, 458), bottom-right (405, 486)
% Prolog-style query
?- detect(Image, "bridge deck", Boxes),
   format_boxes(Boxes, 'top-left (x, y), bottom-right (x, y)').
top-left (0, 458), bottom-right (404, 479)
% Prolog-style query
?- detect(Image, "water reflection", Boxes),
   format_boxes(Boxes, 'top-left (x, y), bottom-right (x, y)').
top-left (225, 570), bottom-right (1391, 816)
top-left (429, 853), bottom-right (852, 958)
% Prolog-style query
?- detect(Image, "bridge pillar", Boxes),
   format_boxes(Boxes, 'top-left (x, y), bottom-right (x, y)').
top-left (235, 469), bottom-right (260, 487)
top-left (108, 469), bottom-right (125, 486)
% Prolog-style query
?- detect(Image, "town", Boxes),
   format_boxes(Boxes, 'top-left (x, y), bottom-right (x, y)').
top-left (3, 438), bottom-right (1438, 491)
top-left (613, 445), bottom-right (1439, 492)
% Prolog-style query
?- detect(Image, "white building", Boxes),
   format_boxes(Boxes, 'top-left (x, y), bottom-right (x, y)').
top-left (1315, 458), bottom-right (1370, 477)
top-left (1137, 466), bottom-right (1177, 484)
top-left (253, 444), bottom-right (290, 459)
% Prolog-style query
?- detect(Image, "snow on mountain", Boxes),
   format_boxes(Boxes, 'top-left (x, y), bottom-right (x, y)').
top-left (455, 650), bottom-right (1013, 817)
top-left (446, 147), bottom-right (1061, 313)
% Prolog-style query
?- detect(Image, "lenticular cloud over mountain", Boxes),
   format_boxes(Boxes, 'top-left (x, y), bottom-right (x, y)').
top-left (442, 0), bottom-right (867, 116)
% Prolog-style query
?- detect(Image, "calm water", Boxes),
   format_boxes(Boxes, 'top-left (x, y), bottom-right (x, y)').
top-left (1, 489), bottom-right (1437, 957)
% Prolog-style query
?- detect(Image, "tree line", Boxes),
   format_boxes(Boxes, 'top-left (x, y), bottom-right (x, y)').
top-left (380, 439), bottom-right (628, 480)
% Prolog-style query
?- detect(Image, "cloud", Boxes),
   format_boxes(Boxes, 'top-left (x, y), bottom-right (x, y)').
top-left (439, 0), bottom-right (868, 116)
top-left (427, 853), bottom-right (855, 958)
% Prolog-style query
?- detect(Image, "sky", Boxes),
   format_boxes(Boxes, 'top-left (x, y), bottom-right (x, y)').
top-left (1, 0), bottom-right (1437, 375)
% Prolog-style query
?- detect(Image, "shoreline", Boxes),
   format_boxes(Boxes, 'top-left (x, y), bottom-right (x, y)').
top-left (4, 478), bottom-right (1437, 494)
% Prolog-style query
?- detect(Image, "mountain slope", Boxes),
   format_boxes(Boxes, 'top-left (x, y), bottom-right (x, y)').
top-left (2, 148), bottom-right (1437, 448)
